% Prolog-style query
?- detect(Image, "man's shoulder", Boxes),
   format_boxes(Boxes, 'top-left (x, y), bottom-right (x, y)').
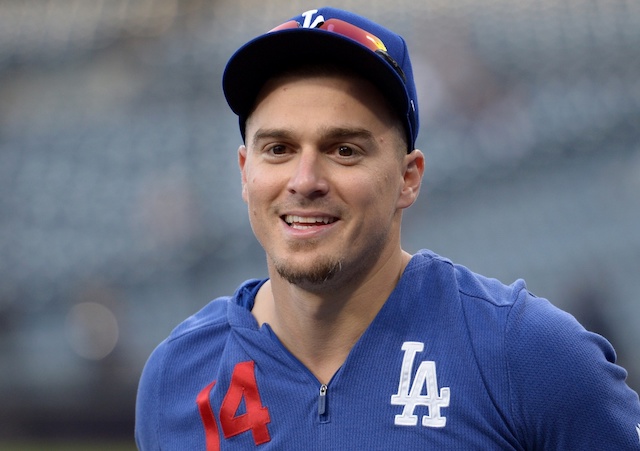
top-left (407, 250), bottom-right (565, 348)
top-left (165, 278), bottom-right (266, 344)
top-left (138, 279), bottom-right (265, 386)
top-left (168, 296), bottom-right (231, 342)
top-left (143, 297), bottom-right (232, 373)
top-left (410, 249), bottom-right (528, 310)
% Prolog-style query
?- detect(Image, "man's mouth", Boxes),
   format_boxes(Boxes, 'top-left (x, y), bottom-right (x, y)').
top-left (282, 215), bottom-right (338, 230)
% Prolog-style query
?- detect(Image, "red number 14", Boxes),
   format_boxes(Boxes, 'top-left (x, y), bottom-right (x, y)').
top-left (196, 361), bottom-right (271, 450)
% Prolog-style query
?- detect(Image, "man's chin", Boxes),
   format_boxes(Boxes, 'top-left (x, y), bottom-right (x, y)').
top-left (274, 258), bottom-right (343, 287)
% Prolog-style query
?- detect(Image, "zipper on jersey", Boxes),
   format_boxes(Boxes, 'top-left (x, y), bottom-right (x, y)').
top-left (318, 384), bottom-right (329, 423)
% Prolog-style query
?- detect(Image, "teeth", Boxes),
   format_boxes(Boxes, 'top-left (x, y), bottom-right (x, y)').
top-left (284, 215), bottom-right (334, 225)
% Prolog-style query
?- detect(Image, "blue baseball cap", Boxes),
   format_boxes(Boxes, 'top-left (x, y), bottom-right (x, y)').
top-left (223, 7), bottom-right (419, 152)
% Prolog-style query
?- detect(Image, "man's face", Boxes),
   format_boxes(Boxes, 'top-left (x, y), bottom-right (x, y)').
top-left (239, 72), bottom-right (422, 290)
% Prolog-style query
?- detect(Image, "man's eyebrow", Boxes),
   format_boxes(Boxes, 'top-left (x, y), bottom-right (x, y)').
top-left (251, 128), bottom-right (295, 148)
top-left (250, 126), bottom-right (377, 148)
top-left (319, 126), bottom-right (376, 144)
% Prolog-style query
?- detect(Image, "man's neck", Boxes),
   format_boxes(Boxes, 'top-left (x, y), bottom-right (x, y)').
top-left (252, 249), bottom-right (413, 384)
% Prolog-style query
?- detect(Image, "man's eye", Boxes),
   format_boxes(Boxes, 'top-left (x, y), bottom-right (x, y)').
top-left (269, 145), bottom-right (287, 155)
top-left (337, 145), bottom-right (355, 157)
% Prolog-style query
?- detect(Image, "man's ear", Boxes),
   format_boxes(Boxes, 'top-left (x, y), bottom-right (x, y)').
top-left (397, 149), bottom-right (425, 210)
top-left (238, 145), bottom-right (248, 203)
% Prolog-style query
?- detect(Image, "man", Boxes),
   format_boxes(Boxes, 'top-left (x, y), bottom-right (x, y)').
top-left (135, 7), bottom-right (640, 450)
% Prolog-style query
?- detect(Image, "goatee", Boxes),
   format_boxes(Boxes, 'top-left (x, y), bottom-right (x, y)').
top-left (275, 257), bottom-right (343, 286)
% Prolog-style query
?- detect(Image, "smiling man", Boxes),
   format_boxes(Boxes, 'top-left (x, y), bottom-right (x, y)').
top-left (135, 7), bottom-right (640, 450)
top-left (241, 67), bottom-right (422, 385)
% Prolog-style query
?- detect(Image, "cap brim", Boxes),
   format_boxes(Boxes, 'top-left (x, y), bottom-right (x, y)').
top-left (223, 28), bottom-right (410, 128)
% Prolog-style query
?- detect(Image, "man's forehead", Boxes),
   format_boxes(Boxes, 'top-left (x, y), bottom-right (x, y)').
top-left (248, 73), bottom-right (398, 122)
top-left (244, 71), bottom-right (407, 153)
top-left (255, 69), bottom-right (382, 102)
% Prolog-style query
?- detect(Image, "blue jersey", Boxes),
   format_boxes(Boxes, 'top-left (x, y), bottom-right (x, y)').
top-left (135, 250), bottom-right (640, 450)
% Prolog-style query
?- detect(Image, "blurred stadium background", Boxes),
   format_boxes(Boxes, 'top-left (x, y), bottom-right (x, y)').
top-left (1, 0), bottom-right (638, 447)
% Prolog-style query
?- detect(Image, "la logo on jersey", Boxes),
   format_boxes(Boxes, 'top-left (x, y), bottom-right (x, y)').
top-left (391, 341), bottom-right (450, 428)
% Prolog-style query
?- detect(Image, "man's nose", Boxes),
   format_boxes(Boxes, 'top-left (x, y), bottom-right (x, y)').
top-left (286, 150), bottom-right (329, 198)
